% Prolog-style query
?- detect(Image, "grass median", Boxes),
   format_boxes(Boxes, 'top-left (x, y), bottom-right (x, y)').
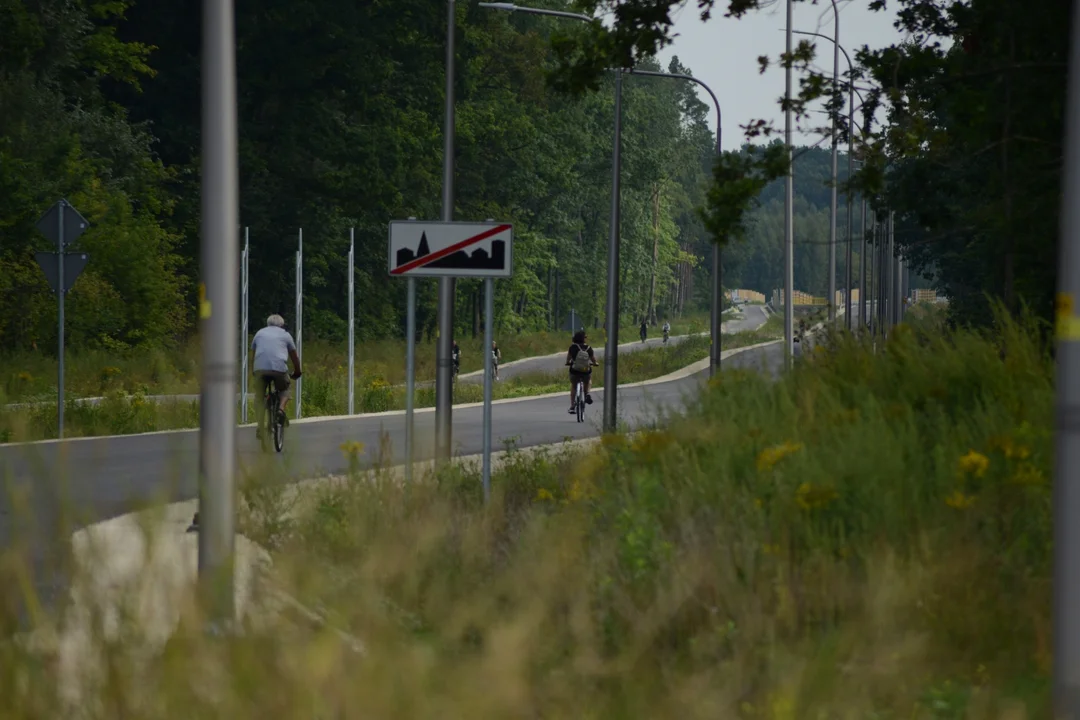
top-left (0, 305), bottom-right (1051, 715)
top-left (0, 324), bottom-right (776, 442)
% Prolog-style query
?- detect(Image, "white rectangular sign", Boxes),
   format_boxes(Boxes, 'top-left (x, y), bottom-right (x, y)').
top-left (388, 220), bottom-right (513, 278)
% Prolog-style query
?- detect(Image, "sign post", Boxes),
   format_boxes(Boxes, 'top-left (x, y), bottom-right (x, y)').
top-left (389, 219), bottom-right (513, 496)
top-left (240, 227), bottom-right (249, 423)
top-left (34, 198), bottom-right (90, 439)
top-left (348, 228), bottom-right (355, 415)
top-left (295, 229), bottom-right (303, 419)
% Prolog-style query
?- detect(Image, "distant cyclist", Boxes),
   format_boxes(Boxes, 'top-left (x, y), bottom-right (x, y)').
top-left (639, 320), bottom-right (648, 343)
top-left (452, 340), bottom-right (461, 377)
top-left (251, 314), bottom-right (302, 438)
top-left (565, 329), bottom-right (598, 413)
top-left (662, 320), bottom-right (670, 343)
top-left (491, 341), bottom-right (502, 380)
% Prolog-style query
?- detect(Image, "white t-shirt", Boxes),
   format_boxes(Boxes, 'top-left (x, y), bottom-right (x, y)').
top-left (251, 326), bottom-right (296, 373)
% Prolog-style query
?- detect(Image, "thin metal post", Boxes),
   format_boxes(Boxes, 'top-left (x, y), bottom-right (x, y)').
top-left (891, 213), bottom-right (900, 328)
top-left (783, 0), bottom-right (795, 365)
top-left (844, 78), bottom-right (854, 329)
top-left (240, 228), bottom-right (249, 423)
top-left (198, 0), bottom-right (239, 623)
top-left (482, 278), bottom-right (494, 502)
top-left (348, 228), bottom-right (355, 415)
top-left (827, 1), bottom-right (839, 324)
top-left (295, 229), bottom-right (303, 419)
top-left (406, 276), bottom-right (416, 481)
top-left (1056, 0), bottom-right (1080, 703)
top-left (603, 69), bottom-right (624, 433)
top-left (57, 202), bottom-right (65, 439)
top-left (859, 200), bottom-right (867, 331)
top-left (435, 0), bottom-right (457, 463)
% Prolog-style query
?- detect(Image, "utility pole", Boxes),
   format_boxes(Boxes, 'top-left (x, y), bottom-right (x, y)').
top-left (603, 68), bottom-right (624, 433)
top-left (826, 0), bottom-right (839, 324)
top-left (1055, 1), bottom-right (1080, 698)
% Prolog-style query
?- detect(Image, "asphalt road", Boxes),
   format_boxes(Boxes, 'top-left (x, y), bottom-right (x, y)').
top-left (456, 304), bottom-right (769, 384)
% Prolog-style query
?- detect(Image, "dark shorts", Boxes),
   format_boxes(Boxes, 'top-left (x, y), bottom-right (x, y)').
top-left (569, 369), bottom-right (591, 381)
top-left (256, 370), bottom-right (291, 399)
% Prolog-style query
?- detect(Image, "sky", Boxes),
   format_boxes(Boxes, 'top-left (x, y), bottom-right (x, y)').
top-left (653, 0), bottom-right (909, 150)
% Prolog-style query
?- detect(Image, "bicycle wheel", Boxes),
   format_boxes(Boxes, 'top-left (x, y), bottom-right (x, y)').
top-left (576, 387), bottom-right (585, 423)
top-left (272, 394), bottom-right (284, 453)
top-left (259, 391), bottom-right (272, 452)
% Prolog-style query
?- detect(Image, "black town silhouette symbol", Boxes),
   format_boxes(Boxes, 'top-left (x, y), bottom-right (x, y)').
top-left (396, 231), bottom-right (506, 272)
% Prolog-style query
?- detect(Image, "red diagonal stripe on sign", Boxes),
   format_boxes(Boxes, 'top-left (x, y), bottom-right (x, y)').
top-left (391, 224), bottom-right (511, 275)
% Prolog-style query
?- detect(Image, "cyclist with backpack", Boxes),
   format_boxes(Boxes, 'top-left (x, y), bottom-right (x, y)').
top-left (452, 340), bottom-right (461, 378)
top-left (662, 320), bottom-right (671, 343)
top-left (565, 329), bottom-right (598, 414)
top-left (639, 319), bottom-right (648, 343)
top-left (491, 341), bottom-right (502, 380)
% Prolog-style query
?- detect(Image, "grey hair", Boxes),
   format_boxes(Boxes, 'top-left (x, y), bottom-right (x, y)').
top-left (266, 314), bottom-right (286, 328)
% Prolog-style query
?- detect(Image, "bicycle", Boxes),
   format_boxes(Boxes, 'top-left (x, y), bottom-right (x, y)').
top-left (261, 380), bottom-right (285, 453)
top-left (572, 377), bottom-right (586, 423)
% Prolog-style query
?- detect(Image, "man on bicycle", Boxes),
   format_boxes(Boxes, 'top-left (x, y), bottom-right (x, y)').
top-left (452, 340), bottom-right (461, 377)
top-left (491, 341), bottom-right (502, 380)
top-left (639, 319), bottom-right (648, 343)
top-left (251, 314), bottom-right (302, 438)
top-left (565, 330), bottom-right (598, 414)
top-left (662, 320), bottom-right (670, 343)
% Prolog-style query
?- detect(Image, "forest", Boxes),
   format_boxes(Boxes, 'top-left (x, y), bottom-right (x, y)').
top-left (0, 0), bottom-right (870, 358)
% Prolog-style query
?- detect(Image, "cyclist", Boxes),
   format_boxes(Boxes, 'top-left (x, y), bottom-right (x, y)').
top-left (639, 319), bottom-right (648, 343)
top-left (452, 340), bottom-right (461, 377)
top-left (250, 314), bottom-right (302, 439)
top-left (565, 329), bottom-right (598, 413)
top-left (662, 320), bottom-right (671, 343)
top-left (491, 341), bottom-right (502, 380)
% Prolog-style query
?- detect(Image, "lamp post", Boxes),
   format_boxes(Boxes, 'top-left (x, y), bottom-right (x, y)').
top-left (480, 2), bottom-right (631, 432)
top-left (783, 0), bottom-right (795, 366)
top-left (793, 22), bottom-right (857, 329)
top-left (626, 68), bottom-right (723, 377)
top-left (198, 0), bottom-right (239, 624)
top-left (434, 0), bottom-right (457, 464)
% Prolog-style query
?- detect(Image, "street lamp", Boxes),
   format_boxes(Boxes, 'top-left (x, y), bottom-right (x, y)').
top-left (626, 68), bottom-right (724, 377)
top-left (480, 2), bottom-right (630, 433)
top-left (792, 27), bottom-right (858, 330)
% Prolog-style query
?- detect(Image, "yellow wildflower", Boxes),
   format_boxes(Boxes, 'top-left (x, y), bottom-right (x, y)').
top-left (754, 497), bottom-right (763, 509)
top-left (535, 488), bottom-right (555, 502)
top-left (756, 440), bottom-right (804, 472)
top-left (795, 481), bottom-right (838, 510)
top-left (762, 543), bottom-right (781, 556)
top-left (945, 489), bottom-right (976, 509)
top-left (16, 372), bottom-right (32, 383)
top-left (600, 433), bottom-right (628, 452)
top-left (958, 449), bottom-right (989, 478)
top-left (339, 440), bottom-right (366, 456)
top-left (988, 434), bottom-right (1031, 460)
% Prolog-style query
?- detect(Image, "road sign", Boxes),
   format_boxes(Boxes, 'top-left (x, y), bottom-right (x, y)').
top-left (35, 252), bottom-right (90, 293)
top-left (36, 199), bottom-right (89, 248)
top-left (388, 221), bottom-right (513, 278)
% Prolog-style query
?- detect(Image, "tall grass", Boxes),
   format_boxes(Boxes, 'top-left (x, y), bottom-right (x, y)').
top-left (0, 308), bottom-right (1051, 716)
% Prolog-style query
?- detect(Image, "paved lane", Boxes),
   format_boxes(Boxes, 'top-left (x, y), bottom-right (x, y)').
top-left (452, 305), bottom-right (769, 385)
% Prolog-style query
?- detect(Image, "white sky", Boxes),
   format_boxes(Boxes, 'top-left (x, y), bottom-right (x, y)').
top-left (654, 0), bottom-right (909, 150)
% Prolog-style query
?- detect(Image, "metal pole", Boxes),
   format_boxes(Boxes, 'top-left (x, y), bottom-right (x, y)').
top-left (825, 1), bottom-right (839, 324)
top-left (602, 69), bottom-right (624, 433)
top-left (891, 213), bottom-right (900, 328)
top-left (482, 277), bottom-right (493, 502)
top-left (348, 228), bottom-right (355, 415)
top-left (844, 78), bottom-right (854, 329)
top-left (783, 0), bottom-right (795, 366)
top-left (859, 199), bottom-right (867, 331)
top-left (435, 0), bottom-right (457, 463)
top-left (406, 276), bottom-right (416, 481)
top-left (295, 229), bottom-right (303, 419)
top-left (198, 0), bottom-right (239, 623)
top-left (57, 201), bottom-right (65, 439)
top-left (240, 228), bottom-right (249, 423)
top-left (1054, 1), bottom-right (1080, 706)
